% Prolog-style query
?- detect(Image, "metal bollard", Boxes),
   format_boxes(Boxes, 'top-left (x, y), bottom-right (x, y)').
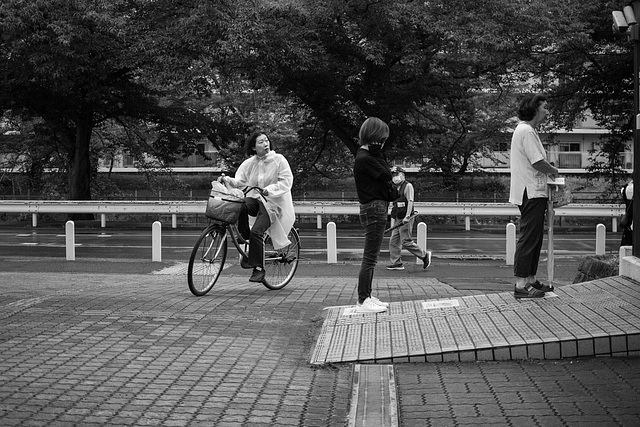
top-left (327, 222), bottom-right (337, 263)
top-left (506, 223), bottom-right (516, 266)
top-left (416, 222), bottom-right (427, 264)
top-left (65, 220), bottom-right (75, 261)
top-left (595, 223), bottom-right (606, 256)
top-left (101, 214), bottom-right (106, 228)
top-left (152, 221), bottom-right (162, 262)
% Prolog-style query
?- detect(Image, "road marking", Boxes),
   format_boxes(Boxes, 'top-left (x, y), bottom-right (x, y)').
top-left (423, 299), bottom-right (460, 310)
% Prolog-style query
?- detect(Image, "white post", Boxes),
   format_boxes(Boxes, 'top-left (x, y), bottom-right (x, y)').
top-left (172, 214), bottom-right (177, 229)
top-left (65, 220), bottom-right (75, 261)
top-left (32, 213), bottom-right (37, 228)
top-left (547, 199), bottom-right (555, 283)
top-left (612, 217), bottom-right (618, 233)
top-left (596, 223), bottom-right (606, 256)
top-left (100, 214), bottom-right (106, 228)
top-left (152, 221), bottom-right (162, 262)
top-left (506, 223), bottom-right (516, 266)
top-left (465, 216), bottom-right (470, 231)
top-left (317, 214), bottom-right (322, 229)
top-left (327, 221), bottom-right (337, 264)
top-left (416, 222), bottom-right (427, 264)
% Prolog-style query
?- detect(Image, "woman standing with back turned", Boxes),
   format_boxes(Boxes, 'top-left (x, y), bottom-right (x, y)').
top-left (353, 117), bottom-right (394, 314)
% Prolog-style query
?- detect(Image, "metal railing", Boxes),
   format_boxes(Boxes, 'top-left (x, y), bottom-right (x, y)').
top-left (0, 200), bottom-right (625, 231)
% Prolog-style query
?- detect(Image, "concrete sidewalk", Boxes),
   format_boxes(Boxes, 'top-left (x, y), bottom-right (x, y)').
top-left (0, 257), bottom-right (639, 426)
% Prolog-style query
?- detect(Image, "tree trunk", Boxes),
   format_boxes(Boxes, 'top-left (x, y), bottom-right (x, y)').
top-left (68, 116), bottom-right (94, 221)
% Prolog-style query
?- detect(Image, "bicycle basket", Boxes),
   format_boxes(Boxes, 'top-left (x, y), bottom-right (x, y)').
top-left (205, 189), bottom-right (245, 223)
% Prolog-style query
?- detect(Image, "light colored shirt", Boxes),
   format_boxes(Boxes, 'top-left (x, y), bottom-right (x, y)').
top-left (624, 181), bottom-right (634, 200)
top-left (509, 122), bottom-right (548, 205)
top-left (226, 150), bottom-right (295, 249)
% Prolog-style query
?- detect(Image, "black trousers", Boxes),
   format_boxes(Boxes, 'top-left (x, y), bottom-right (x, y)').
top-left (514, 190), bottom-right (548, 278)
top-left (237, 198), bottom-right (271, 268)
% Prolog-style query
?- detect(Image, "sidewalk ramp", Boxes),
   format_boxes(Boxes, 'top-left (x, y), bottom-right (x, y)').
top-left (311, 276), bottom-right (640, 365)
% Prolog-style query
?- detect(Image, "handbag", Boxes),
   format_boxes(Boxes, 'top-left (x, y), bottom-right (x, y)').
top-left (550, 185), bottom-right (572, 208)
top-left (205, 182), bottom-right (245, 223)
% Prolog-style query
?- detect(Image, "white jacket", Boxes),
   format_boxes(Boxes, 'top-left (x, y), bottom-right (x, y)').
top-left (226, 150), bottom-right (295, 249)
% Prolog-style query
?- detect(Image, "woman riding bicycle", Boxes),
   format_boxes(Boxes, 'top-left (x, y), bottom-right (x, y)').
top-left (218, 131), bottom-right (295, 283)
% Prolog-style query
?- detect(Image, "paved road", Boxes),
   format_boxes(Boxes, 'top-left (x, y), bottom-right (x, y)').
top-left (1, 258), bottom-right (639, 426)
top-left (0, 224), bottom-right (623, 262)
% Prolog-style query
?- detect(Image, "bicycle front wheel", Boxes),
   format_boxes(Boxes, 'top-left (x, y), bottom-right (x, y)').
top-left (188, 224), bottom-right (228, 296)
top-left (262, 227), bottom-right (300, 290)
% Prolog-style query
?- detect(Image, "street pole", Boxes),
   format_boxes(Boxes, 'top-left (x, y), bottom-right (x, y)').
top-left (634, 1), bottom-right (640, 256)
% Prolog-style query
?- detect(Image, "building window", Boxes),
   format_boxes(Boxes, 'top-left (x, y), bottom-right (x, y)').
top-left (558, 142), bottom-right (581, 168)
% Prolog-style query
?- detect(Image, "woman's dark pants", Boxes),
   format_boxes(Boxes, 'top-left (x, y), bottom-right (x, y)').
top-left (357, 200), bottom-right (389, 303)
top-left (238, 198), bottom-right (271, 268)
top-left (514, 191), bottom-right (548, 278)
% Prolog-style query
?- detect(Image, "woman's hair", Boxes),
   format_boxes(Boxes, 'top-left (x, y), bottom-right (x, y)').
top-left (245, 131), bottom-right (275, 157)
top-left (358, 117), bottom-right (389, 146)
top-left (517, 94), bottom-right (547, 121)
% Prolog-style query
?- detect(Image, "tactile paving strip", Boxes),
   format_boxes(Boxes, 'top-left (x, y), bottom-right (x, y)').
top-left (310, 277), bottom-right (640, 365)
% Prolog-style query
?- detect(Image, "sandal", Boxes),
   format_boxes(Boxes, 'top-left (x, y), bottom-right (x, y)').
top-left (529, 280), bottom-right (554, 292)
top-left (514, 284), bottom-right (545, 299)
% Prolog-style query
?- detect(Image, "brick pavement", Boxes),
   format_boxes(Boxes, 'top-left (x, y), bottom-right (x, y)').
top-left (0, 260), bottom-right (639, 426)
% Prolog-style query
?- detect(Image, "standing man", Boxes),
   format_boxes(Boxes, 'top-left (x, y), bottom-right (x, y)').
top-left (509, 93), bottom-right (559, 299)
top-left (386, 166), bottom-right (432, 270)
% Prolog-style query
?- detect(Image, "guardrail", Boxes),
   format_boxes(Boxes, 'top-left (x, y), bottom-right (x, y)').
top-left (0, 200), bottom-right (625, 231)
top-left (0, 200), bottom-right (619, 263)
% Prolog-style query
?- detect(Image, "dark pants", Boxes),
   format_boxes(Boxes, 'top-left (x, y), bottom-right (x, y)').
top-left (514, 190), bottom-right (548, 278)
top-left (238, 197), bottom-right (271, 268)
top-left (357, 200), bottom-right (389, 303)
top-left (621, 199), bottom-right (633, 247)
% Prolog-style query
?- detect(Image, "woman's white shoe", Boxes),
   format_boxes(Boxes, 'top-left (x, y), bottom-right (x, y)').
top-left (355, 297), bottom-right (387, 313)
top-left (370, 296), bottom-right (389, 308)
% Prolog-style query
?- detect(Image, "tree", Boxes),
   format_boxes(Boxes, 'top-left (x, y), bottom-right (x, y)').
top-left (539, 0), bottom-right (634, 195)
top-left (0, 0), bottom-right (231, 209)
top-left (210, 1), bottom-right (563, 184)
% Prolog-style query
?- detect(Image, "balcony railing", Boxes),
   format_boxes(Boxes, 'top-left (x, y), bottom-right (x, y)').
top-left (477, 151), bottom-right (633, 171)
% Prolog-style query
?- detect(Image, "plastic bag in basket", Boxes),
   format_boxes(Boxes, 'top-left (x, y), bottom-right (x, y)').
top-left (205, 181), bottom-right (245, 223)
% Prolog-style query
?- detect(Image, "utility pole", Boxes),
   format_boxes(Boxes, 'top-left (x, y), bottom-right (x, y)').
top-left (613, 1), bottom-right (640, 256)
top-left (633, 2), bottom-right (640, 257)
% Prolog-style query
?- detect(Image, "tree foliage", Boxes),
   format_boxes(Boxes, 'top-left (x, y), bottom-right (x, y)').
top-left (0, 0), bottom-right (235, 204)
top-left (218, 0), bottom-right (608, 186)
top-left (0, 0), bottom-right (635, 197)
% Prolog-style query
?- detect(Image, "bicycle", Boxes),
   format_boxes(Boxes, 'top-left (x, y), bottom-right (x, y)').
top-left (187, 186), bottom-right (300, 296)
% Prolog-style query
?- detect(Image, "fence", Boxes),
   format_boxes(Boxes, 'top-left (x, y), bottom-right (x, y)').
top-left (0, 200), bottom-right (622, 264)
top-left (0, 200), bottom-right (625, 231)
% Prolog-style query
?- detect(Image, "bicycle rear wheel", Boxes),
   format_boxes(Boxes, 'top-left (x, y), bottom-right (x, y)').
top-left (262, 227), bottom-right (300, 290)
top-left (188, 224), bottom-right (228, 296)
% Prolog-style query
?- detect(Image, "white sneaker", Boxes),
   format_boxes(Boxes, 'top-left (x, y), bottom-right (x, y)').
top-left (355, 297), bottom-right (387, 313)
top-left (370, 296), bottom-right (389, 308)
